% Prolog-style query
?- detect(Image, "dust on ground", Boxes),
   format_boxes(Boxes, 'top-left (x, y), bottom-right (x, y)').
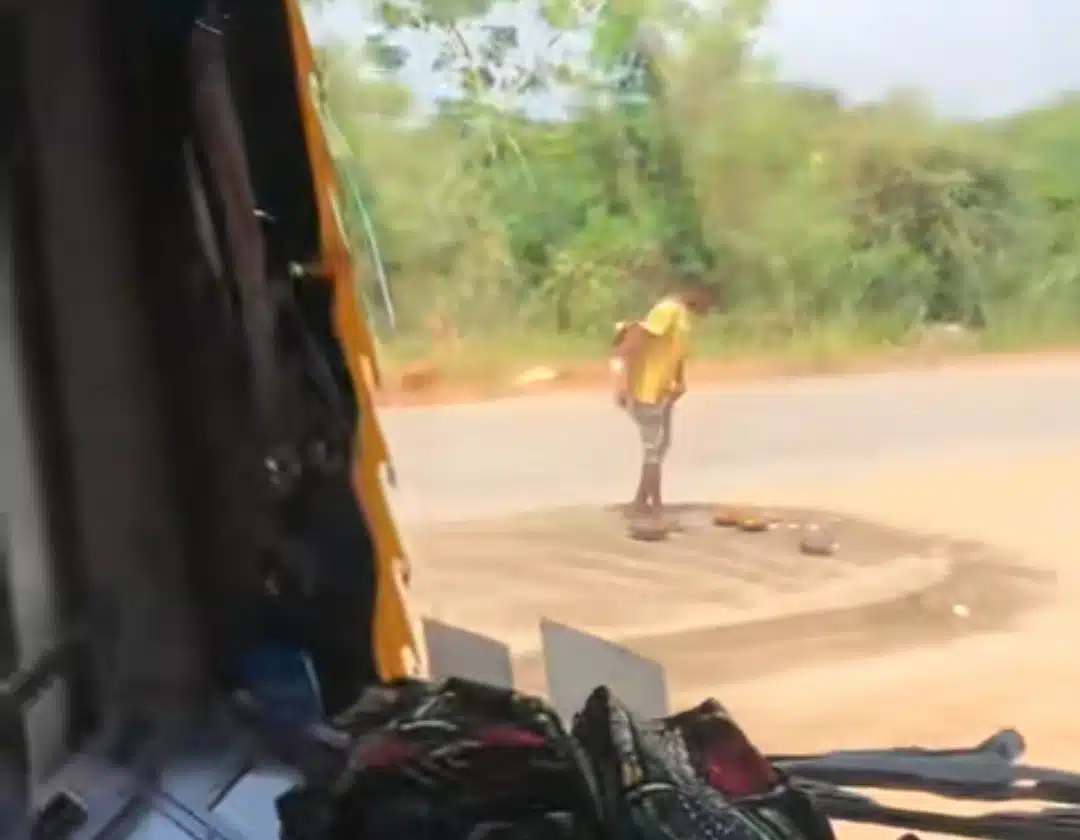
top-left (414, 450), bottom-right (1080, 839)
top-left (697, 452), bottom-right (1080, 838)
top-left (412, 504), bottom-right (965, 655)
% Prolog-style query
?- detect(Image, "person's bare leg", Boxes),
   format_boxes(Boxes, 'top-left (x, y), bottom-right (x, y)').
top-left (628, 406), bottom-right (664, 517)
top-left (652, 404), bottom-right (672, 515)
top-left (641, 461), bottom-right (662, 515)
top-left (629, 461), bottom-right (651, 515)
top-left (626, 407), bottom-right (650, 514)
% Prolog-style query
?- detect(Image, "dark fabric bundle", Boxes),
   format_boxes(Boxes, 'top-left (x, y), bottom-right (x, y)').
top-left (276, 680), bottom-right (833, 840)
top-left (572, 687), bottom-right (835, 840)
top-left (277, 678), bottom-right (604, 840)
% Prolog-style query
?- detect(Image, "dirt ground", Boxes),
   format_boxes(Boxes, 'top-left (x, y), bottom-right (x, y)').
top-left (389, 357), bottom-right (1080, 839)
top-left (413, 504), bottom-right (965, 654)
top-left (692, 451), bottom-right (1080, 838)
top-left (415, 451), bottom-right (1080, 839)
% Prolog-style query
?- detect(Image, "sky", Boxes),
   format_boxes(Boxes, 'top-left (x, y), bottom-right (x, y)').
top-left (305, 0), bottom-right (1080, 119)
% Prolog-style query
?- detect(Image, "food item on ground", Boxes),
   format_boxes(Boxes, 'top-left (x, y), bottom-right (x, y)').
top-left (737, 515), bottom-right (771, 533)
top-left (800, 528), bottom-right (838, 556)
top-left (713, 505), bottom-right (747, 527)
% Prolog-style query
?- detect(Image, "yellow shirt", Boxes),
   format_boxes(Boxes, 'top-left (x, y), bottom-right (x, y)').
top-left (632, 297), bottom-right (691, 404)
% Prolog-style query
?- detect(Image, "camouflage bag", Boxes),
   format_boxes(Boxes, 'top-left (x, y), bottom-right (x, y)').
top-left (276, 680), bottom-right (835, 840)
top-left (571, 687), bottom-right (835, 840)
top-left (277, 677), bottom-right (604, 840)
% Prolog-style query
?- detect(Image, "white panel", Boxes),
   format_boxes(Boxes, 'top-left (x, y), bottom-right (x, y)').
top-left (424, 618), bottom-right (514, 689)
top-left (541, 619), bottom-right (669, 723)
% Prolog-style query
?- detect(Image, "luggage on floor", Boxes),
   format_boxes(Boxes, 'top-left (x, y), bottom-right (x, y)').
top-left (276, 679), bottom-right (835, 840)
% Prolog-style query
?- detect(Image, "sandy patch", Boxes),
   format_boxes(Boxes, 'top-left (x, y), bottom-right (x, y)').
top-left (695, 451), bottom-right (1080, 838)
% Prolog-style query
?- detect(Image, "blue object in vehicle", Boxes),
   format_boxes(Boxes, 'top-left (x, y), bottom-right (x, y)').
top-left (238, 645), bottom-right (323, 728)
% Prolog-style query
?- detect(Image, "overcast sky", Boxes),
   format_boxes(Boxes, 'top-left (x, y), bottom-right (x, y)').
top-left (307, 0), bottom-right (1080, 118)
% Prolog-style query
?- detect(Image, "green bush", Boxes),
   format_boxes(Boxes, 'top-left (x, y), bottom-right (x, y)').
top-left (313, 0), bottom-right (1080, 364)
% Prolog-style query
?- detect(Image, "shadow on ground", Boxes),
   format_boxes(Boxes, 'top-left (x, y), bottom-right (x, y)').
top-left (507, 509), bottom-right (1053, 698)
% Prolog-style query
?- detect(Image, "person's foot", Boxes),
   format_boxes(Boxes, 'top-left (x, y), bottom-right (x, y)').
top-left (652, 508), bottom-right (682, 531)
top-left (631, 503), bottom-right (671, 525)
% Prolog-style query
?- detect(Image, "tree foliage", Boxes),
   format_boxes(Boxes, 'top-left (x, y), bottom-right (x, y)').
top-left (309, 0), bottom-right (1080, 350)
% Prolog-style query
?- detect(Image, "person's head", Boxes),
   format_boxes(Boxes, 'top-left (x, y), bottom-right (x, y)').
top-left (676, 279), bottom-right (715, 315)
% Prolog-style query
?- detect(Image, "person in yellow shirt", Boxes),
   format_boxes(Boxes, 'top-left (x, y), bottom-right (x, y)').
top-left (613, 282), bottom-right (714, 519)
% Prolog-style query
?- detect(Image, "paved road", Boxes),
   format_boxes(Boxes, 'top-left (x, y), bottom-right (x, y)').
top-left (382, 358), bottom-right (1080, 523)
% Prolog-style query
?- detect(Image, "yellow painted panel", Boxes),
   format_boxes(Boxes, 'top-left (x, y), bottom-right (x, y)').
top-left (282, 0), bottom-right (425, 681)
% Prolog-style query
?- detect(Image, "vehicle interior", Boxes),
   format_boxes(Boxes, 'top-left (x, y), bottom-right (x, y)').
top-left (8, 3), bottom-right (1079, 840)
top-left (0, 0), bottom-right (415, 834)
